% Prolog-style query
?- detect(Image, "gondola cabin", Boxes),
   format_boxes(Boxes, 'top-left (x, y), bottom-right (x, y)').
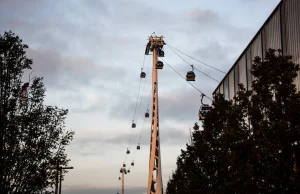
top-left (156, 61), bottom-right (164, 69)
top-left (126, 149), bottom-right (130, 154)
top-left (127, 169), bottom-right (130, 173)
top-left (158, 49), bottom-right (164, 57)
top-left (145, 112), bottom-right (149, 118)
top-left (132, 122), bottom-right (136, 128)
top-left (137, 143), bottom-right (140, 150)
top-left (186, 71), bottom-right (195, 81)
top-left (123, 163), bottom-right (126, 167)
top-left (131, 161), bottom-right (135, 166)
top-left (119, 177), bottom-right (121, 180)
top-left (140, 72), bottom-right (146, 78)
top-left (193, 123), bottom-right (199, 130)
top-left (199, 105), bottom-right (212, 120)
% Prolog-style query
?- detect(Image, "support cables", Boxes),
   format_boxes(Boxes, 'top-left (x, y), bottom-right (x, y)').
top-left (166, 43), bottom-right (220, 83)
top-left (160, 58), bottom-right (213, 101)
top-left (129, 56), bottom-right (151, 151)
top-left (123, 54), bottom-right (146, 165)
top-left (132, 89), bottom-right (152, 162)
top-left (166, 43), bottom-right (226, 74)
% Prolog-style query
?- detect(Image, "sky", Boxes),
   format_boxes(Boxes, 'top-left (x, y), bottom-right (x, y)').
top-left (0, 0), bottom-right (281, 193)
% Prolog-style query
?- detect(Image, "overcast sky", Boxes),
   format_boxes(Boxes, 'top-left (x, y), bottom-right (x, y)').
top-left (0, 0), bottom-right (280, 193)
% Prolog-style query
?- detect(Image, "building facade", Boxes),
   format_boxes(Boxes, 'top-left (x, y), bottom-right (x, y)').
top-left (213, 0), bottom-right (300, 99)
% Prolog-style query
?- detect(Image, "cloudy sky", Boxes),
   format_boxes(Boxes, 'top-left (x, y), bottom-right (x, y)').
top-left (0, 0), bottom-right (280, 193)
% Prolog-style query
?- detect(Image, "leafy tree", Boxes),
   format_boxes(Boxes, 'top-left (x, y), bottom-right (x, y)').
top-left (0, 31), bottom-right (74, 193)
top-left (166, 49), bottom-right (300, 194)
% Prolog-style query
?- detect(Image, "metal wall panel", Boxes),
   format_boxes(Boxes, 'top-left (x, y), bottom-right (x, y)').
top-left (220, 83), bottom-right (224, 94)
top-left (239, 54), bottom-right (247, 89)
top-left (265, 9), bottom-right (282, 50)
top-left (251, 33), bottom-right (262, 60)
top-left (224, 77), bottom-right (229, 100)
top-left (285, 0), bottom-right (300, 91)
top-left (246, 49), bottom-right (252, 90)
top-left (229, 69), bottom-right (235, 100)
top-left (234, 63), bottom-right (239, 94)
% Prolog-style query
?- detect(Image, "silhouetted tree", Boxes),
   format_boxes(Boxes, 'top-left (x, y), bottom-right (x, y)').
top-left (0, 31), bottom-right (74, 193)
top-left (166, 49), bottom-right (300, 194)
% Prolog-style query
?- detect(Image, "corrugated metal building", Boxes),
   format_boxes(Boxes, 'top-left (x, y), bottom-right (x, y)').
top-left (213, 0), bottom-right (300, 99)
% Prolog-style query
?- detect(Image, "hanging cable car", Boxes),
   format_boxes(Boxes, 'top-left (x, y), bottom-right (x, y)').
top-left (137, 143), bottom-right (140, 150)
top-left (156, 61), bottom-right (164, 69)
top-left (199, 94), bottom-right (212, 120)
top-left (158, 48), bottom-right (164, 57)
top-left (126, 149), bottom-right (130, 154)
top-left (132, 120), bottom-right (136, 128)
top-left (119, 177), bottom-right (121, 180)
top-left (140, 68), bottom-right (146, 78)
top-left (131, 161), bottom-right (135, 166)
top-left (186, 65), bottom-right (196, 81)
top-left (123, 163), bottom-right (126, 167)
top-left (127, 169), bottom-right (130, 173)
top-left (193, 122), bottom-right (199, 131)
top-left (145, 109), bottom-right (149, 118)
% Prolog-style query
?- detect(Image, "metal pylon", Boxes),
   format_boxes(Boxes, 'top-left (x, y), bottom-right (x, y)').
top-left (146, 35), bottom-right (164, 194)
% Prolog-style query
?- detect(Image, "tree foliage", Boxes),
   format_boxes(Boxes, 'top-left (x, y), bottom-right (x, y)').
top-left (0, 31), bottom-right (74, 193)
top-left (166, 49), bottom-right (300, 194)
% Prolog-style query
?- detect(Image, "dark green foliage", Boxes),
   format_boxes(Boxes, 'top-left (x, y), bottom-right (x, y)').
top-left (166, 49), bottom-right (300, 194)
top-left (0, 31), bottom-right (74, 193)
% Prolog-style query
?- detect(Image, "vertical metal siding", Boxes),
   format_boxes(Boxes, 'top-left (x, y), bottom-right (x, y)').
top-left (285, 0), bottom-right (300, 91)
top-left (234, 63), bottom-right (239, 94)
top-left (265, 9), bottom-right (282, 50)
top-left (251, 33), bottom-right (262, 60)
top-left (280, 3), bottom-right (287, 55)
top-left (229, 69), bottom-right (235, 100)
top-left (239, 54), bottom-right (247, 89)
top-left (246, 49), bottom-right (252, 90)
top-left (224, 77), bottom-right (229, 100)
top-left (220, 83), bottom-right (224, 94)
top-left (251, 33), bottom-right (262, 84)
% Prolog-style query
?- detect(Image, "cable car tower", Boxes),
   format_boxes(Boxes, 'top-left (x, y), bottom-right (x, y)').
top-left (145, 34), bottom-right (165, 194)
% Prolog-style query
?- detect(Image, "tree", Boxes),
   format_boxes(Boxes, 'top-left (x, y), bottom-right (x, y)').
top-left (0, 31), bottom-right (75, 193)
top-left (166, 49), bottom-right (300, 193)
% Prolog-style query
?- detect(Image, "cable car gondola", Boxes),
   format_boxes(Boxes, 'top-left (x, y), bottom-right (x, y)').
top-left (137, 143), bottom-right (140, 150)
top-left (186, 65), bottom-right (195, 81)
top-left (158, 48), bottom-right (164, 57)
top-left (193, 122), bottom-right (199, 131)
top-left (118, 177), bottom-right (121, 180)
top-left (156, 61), bottom-right (164, 69)
top-left (123, 163), bottom-right (126, 167)
top-left (199, 94), bottom-right (212, 120)
top-left (126, 149), bottom-right (130, 154)
top-left (127, 169), bottom-right (130, 173)
top-left (140, 68), bottom-right (146, 78)
top-left (132, 120), bottom-right (136, 128)
top-left (145, 109), bottom-right (149, 118)
top-left (131, 161), bottom-right (135, 166)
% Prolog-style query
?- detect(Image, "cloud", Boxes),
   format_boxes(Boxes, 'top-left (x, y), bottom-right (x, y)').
top-left (186, 8), bottom-right (220, 23)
